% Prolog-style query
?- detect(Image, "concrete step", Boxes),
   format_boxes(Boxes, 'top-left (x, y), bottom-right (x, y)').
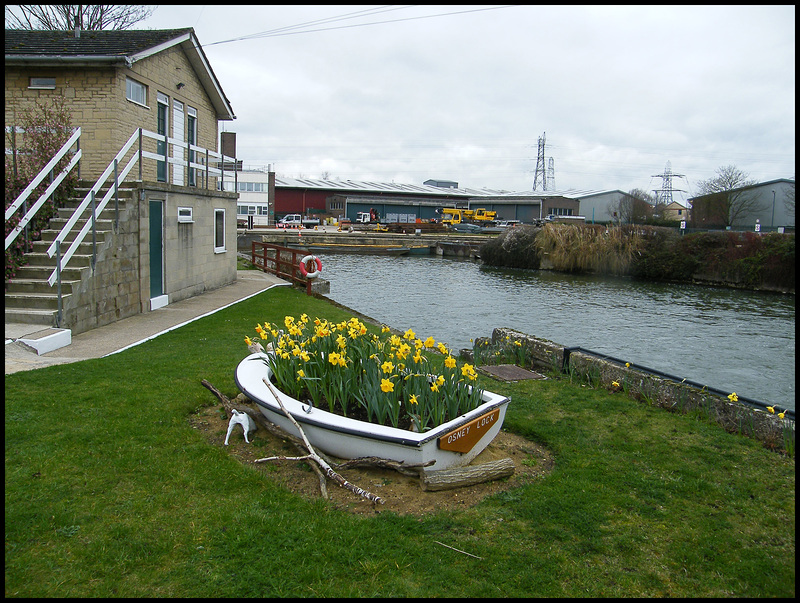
top-left (38, 229), bottom-right (109, 245)
top-left (5, 278), bottom-right (77, 295)
top-left (12, 263), bottom-right (85, 282)
top-left (4, 291), bottom-right (71, 311)
top-left (45, 216), bottom-right (114, 232)
top-left (56, 205), bottom-right (123, 221)
top-left (4, 307), bottom-right (58, 328)
top-left (18, 250), bottom-right (92, 267)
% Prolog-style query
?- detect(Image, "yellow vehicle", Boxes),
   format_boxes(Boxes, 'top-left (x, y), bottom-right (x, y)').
top-left (463, 208), bottom-right (497, 222)
top-left (440, 207), bottom-right (497, 225)
top-left (441, 208), bottom-right (464, 224)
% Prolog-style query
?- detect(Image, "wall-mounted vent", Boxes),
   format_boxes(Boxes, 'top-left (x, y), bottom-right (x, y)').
top-left (177, 206), bottom-right (194, 223)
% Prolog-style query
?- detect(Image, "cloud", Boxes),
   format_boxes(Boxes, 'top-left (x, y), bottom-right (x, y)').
top-left (139, 5), bottom-right (795, 197)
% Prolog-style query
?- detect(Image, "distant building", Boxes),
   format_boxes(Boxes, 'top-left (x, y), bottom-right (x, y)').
top-left (424, 179), bottom-right (458, 189)
top-left (688, 178), bottom-right (795, 231)
top-left (662, 201), bottom-right (690, 223)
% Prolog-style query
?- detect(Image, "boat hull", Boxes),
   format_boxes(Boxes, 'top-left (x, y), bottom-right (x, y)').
top-left (235, 353), bottom-right (510, 472)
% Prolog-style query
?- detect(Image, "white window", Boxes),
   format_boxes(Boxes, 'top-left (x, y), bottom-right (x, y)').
top-left (29, 77), bottom-right (56, 89)
top-left (214, 208), bottom-right (226, 253)
top-left (126, 77), bottom-right (147, 106)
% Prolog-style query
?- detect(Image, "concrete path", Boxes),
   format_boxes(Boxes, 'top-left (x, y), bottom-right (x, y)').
top-left (5, 270), bottom-right (288, 375)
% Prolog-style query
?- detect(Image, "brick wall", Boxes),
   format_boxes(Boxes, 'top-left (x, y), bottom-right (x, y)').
top-left (5, 45), bottom-right (221, 187)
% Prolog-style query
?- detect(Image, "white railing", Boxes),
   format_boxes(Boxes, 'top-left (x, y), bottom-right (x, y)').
top-left (5, 127), bottom-right (82, 251)
top-left (5, 125), bottom-right (236, 326)
top-left (46, 127), bottom-right (237, 289)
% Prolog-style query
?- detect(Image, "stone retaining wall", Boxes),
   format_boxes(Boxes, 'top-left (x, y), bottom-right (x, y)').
top-left (472, 327), bottom-right (794, 453)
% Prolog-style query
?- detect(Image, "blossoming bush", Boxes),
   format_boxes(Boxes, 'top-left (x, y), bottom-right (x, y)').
top-left (246, 315), bottom-right (484, 431)
top-left (5, 97), bottom-right (77, 285)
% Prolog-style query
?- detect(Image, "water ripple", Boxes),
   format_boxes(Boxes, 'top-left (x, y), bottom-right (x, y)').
top-left (318, 254), bottom-right (795, 409)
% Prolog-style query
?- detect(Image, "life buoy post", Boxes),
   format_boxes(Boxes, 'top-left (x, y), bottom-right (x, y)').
top-left (299, 255), bottom-right (322, 279)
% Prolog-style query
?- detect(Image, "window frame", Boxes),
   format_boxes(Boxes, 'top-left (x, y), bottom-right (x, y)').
top-left (125, 77), bottom-right (148, 107)
top-left (214, 208), bottom-right (226, 253)
top-left (28, 76), bottom-right (56, 90)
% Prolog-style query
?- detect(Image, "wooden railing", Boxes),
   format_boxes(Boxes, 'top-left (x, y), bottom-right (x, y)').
top-left (251, 241), bottom-right (316, 295)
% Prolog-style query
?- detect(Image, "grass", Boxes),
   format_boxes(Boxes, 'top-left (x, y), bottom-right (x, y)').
top-left (5, 286), bottom-right (795, 597)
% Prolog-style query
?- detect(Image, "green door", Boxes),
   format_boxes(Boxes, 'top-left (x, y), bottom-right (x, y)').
top-left (149, 200), bottom-right (163, 298)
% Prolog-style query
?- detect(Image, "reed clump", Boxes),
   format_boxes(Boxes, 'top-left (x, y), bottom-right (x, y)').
top-left (534, 223), bottom-right (651, 275)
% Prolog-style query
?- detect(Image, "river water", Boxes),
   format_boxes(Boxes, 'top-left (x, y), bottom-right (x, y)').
top-left (312, 253), bottom-right (795, 411)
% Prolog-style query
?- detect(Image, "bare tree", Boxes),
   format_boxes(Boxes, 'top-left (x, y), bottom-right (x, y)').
top-left (784, 180), bottom-right (795, 218)
top-left (607, 188), bottom-right (653, 224)
top-left (5, 5), bottom-right (155, 31)
top-left (695, 165), bottom-right (767, 227)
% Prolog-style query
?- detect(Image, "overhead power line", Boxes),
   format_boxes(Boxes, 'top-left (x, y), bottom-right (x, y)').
top-left (206, 5), bottom-right (519, 46)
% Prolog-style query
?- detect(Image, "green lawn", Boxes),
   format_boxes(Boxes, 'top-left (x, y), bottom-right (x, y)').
top-left (5, 286), bottom-right (795, 597)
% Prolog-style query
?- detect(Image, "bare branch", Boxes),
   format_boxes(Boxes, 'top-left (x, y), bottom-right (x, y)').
top-left (5, 5), bottom-right (156, 30)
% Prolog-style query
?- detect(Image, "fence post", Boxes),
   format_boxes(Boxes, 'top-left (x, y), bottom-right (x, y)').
top-left (56, 239), bottom-right (62, 328)
top-left (90, 190), bottom-right (97, 272)
top-left (113, 158), bottom-right (119, 232)
top-left (138, 128), bottom-right (143, 181)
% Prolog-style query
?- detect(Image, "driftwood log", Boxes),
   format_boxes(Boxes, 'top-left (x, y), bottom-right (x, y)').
top-left (421, 458), bottom-right (515, 492)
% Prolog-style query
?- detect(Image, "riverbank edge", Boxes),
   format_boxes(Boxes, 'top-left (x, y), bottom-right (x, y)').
top-left (480, 226), bottom-right (795, 295)
top-left (465, 327), bottom-right (794, 455)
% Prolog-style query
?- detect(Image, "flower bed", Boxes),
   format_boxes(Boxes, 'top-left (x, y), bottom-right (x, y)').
top-left (245, 315), bottom-right (484, 432)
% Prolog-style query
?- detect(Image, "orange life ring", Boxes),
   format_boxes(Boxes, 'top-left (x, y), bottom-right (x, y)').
top-left (299, 255), bottom-right (322, 279)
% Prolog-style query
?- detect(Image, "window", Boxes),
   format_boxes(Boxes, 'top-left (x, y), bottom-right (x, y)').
top-left (214, 209), bottom-right (226, 253)
top-left (29, 77), bottom-right (56, 89)
top-left (156, 93), bottom-right (169, 182)
top-left (187, 106), bottom-right (197, 186)
top-left (126, 77), bottom-right (147, 105)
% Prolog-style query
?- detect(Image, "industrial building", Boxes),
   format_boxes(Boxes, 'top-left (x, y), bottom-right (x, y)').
top-left (230, 169), bottom-right (628, 226)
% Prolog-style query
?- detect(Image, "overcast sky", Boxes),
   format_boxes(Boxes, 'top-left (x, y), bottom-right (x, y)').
top-left (138, 5), bottom-right (795, 201)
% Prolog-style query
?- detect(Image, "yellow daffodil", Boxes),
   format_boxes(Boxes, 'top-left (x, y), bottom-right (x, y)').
top-left (380, 378), bottom-right (394, 393)
top-left (244, 336), bottom-right (253, 346)
top-left (381, 360), bottom-right (394, 374)
top-left (612, 380), bottom-right (620, 388)
top-left (778, 411), bottom-right (785, 419)
top-left (328, 352), bottom-right (341, 366)
top-left (409, 394), bottom-right (419, 406)
top-left (437, 342), bottom-right (448, 355)
top-left (403, 328), bottom-right (416, 340)
top-left (444, 356), bottom-right (457, 369)
top-left (430, 383), bottom-right (439, 393)
top-left (767, 406), bottom-right (775, 414)
top-left (727, 392), bottom-right (738, 402)
top-left (424, 336), bottom-right (435, 348)
top-left (625, 362), bottom-right (631, 368)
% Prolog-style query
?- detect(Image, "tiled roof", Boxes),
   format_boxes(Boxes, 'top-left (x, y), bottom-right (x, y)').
top-left (5, 28), bottom-right (235, 120)
top-left (5, 28), bottom-right (194, 59)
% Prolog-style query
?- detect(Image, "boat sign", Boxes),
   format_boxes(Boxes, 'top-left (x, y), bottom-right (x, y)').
top-left (438, 408), bottom-right (500, 453)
